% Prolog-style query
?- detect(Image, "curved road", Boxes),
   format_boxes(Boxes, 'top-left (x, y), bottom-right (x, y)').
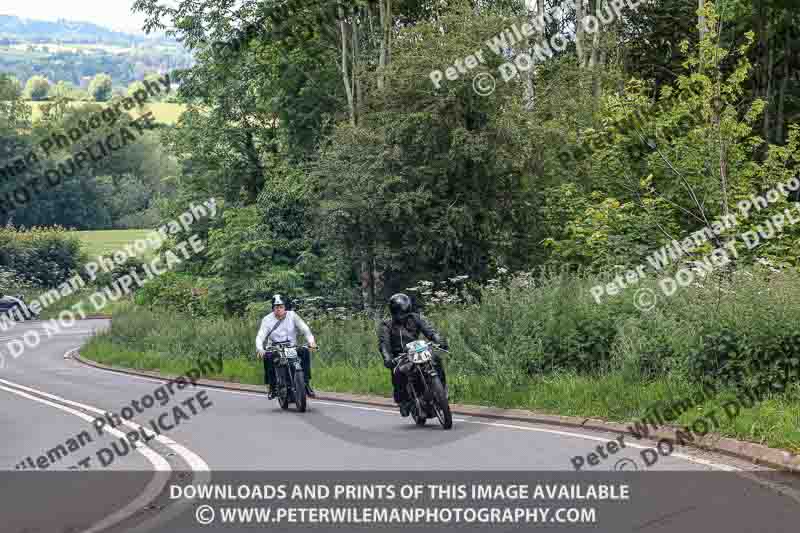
top-left (1, 319), bottom-right (799, 533)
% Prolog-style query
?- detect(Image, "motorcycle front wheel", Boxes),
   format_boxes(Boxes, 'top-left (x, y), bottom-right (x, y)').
top-left (412, 400), bottom-right (427, 426)
top-left (429, 376), bottom-right (452, 429)
top-left (278, 392), bottom-right (290, 410)
top-left (277, 370), bottom-right (290, 410)
top-left (293, 369), bottom-right (307, 413)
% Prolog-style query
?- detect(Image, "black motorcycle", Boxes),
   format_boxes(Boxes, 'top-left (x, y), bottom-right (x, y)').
top-left (393, 340), bottom-right (452, 429)
top-left (267, 342), bottom-right (307, 412)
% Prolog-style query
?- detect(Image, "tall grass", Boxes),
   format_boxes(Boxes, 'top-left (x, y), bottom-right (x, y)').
top-left (81, 267), bottom-right (800, 451)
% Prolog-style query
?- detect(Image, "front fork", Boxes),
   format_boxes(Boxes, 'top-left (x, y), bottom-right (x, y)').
top-left (406, 363), bottom-right (437, 412)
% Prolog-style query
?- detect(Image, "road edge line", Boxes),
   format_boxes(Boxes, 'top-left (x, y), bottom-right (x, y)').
top-left (70, 351), bottom-right (800, 473)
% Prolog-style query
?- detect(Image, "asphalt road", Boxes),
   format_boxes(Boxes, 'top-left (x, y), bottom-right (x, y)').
top-left (1, 319), bottom-right (799, 533)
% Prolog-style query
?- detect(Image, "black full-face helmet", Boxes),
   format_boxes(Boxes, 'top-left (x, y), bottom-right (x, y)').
top-left (389, 293), bottom-right (412, 321)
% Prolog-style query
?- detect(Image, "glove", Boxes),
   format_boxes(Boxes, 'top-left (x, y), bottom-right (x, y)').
top-left (383, 356), bottom-right (395, 369)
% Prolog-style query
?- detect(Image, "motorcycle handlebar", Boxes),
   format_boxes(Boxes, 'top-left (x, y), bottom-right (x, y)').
top-left (258, 343), bottom-right (317, 358)
top-left (393, 343), bottom-right (447, 362)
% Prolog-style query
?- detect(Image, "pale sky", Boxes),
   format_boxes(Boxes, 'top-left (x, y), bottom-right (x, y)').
top-left (0, 0), bottom-right (160, 34)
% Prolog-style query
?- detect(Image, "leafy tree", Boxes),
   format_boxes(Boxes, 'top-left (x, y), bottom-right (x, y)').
top-left (50, 80), bottom-right (86, 101)
top-left (88, 73), bottom-right (113, 102)
top-left (3, 75), bottom-right (22, 97)
top-left (24, 75), bottom-right (50, 101)
top-left (127, 81), bottom-right (148, 98)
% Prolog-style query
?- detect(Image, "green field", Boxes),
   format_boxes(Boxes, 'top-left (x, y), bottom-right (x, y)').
top-left (73, 229), bottom-right (155, 260)
top-left (27, 101), bottom-right (187, 125)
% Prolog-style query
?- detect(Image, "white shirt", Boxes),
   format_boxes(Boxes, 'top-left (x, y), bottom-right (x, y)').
top-left (255, 311), bottom-right (315, 350)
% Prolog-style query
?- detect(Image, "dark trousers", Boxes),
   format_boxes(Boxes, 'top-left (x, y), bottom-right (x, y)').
top-left (390, 355), bottom-right (446, 404)
top-left (263, 347), bottom-right (311, 387)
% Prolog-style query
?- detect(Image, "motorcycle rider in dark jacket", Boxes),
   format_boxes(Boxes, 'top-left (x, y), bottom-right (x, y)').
top-left (378, 293), bottom-right (448, 417)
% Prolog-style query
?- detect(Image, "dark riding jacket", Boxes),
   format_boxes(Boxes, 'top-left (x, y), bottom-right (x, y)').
top-left (378, 313), bottom-right (444, 359)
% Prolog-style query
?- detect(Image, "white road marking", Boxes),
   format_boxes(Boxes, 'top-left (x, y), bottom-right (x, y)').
top-left (0, 382), bottom-right (172, 532)
top-left (75, 363), bottom-right (740, 471)
top-left (315, 401), bottom-right (740, 471)
top-left (1, 347), bottom-right (211, 533)
top-left (0, 373), bottom-right (209, 473)
top-left (0, 330), bottom-right (100, 343)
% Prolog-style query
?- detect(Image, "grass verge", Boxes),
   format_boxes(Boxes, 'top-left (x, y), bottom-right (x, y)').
top-left (77, 268), bottom-right (800, 454)
top-left (82, 329), bottom-right (800, 453)
top-left (72, 229), bottom-right (155, 260)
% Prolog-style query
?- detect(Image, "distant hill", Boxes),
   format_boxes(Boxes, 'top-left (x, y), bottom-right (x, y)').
top-left (0, 15), bottom-right (192, 88)
top-left (0, 15), bottom-right (168, 45)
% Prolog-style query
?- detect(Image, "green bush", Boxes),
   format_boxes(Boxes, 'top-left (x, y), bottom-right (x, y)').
top-left (0, 226), bottom-right (85, 288)
top-left (134, 272), bottom-right (215, 318)
top-left (103, 265), bottom-right (800, 394)
top-left (689, 329), bottom-right (800, 394)
top-left (93, 256), bottom-right (148, 288)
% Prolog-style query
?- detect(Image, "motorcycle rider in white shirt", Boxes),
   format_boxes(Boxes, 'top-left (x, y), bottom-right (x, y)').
top-left (256, 294), bottom-right (318, 398)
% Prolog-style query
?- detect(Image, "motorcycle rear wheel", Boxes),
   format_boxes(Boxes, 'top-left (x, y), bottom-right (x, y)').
top-left (430, 376), bottom-right (452, 429)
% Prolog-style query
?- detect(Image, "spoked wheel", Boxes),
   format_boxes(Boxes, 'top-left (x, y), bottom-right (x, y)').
top-left (293, 370), bottom-right (307, 413)
top-left (429, 376), bottom-right (453, 429)
top-left (412, 401), bottom-right (427, 426)
top-left (278, 392), bottom-right (290, 410)
top-left (277, 373), bottom-right (290, 410)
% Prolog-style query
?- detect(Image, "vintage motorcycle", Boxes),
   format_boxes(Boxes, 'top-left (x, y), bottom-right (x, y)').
top-left (266, 342), bottom-right (308, 413)
top-left (393, 340), bottom-right (452, 429)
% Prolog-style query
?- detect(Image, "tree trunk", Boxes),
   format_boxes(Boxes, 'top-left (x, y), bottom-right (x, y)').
top-left (698, 0), bottom-right (705, 41)
top-left (368, 253), bottom-right (376, 309)
top-left (243, 130), bottom-right (265, 204)
top-left (523, 0), bottom-right (545, 110)
top-left (338, 7), bottom-right (356, 126)
top-left (359, 258), bottom-right (371, 310)
top-left (378, 0), bottom-right (392, 91)
top-left (353, 9), bottom-right (362, 118)
top-left (776, 13), bottom-right (790, 144)
top-left (588, 0), bottom-right (601, 69)
top-left (588, 1), bottom-right (603, 104)
top-left (763, 36), bottom-right (773, 142)
top-left (576, 0), bottom-right (585, 67)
